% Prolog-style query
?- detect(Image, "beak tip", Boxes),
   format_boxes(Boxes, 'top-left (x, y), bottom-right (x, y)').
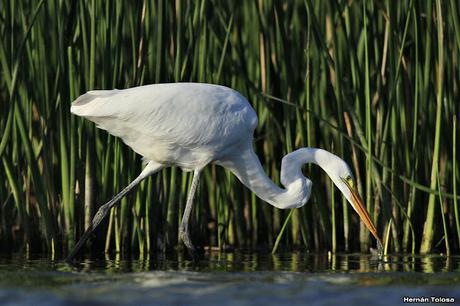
top-left (348, 186), bottom-right (383, 255)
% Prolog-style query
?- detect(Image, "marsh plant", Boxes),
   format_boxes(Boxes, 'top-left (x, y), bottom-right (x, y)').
top-left (0, 0), bottom-right (458, 256)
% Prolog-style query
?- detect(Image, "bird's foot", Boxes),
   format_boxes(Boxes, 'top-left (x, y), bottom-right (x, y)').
top-left (186, 246), bottom-right (200, 263)
top-left (179, 229), bottom-right (200, 262)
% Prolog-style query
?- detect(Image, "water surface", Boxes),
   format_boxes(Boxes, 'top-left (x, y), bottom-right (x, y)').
top-left (0, 252), bottom-right (459, 306)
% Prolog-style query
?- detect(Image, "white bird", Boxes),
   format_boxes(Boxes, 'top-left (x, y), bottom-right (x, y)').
top-left (66, 83), bottom-right (382, 262)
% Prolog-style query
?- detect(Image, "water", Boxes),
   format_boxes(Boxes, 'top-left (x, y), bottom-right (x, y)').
top-left (1, 252), bottom-right (459, 306)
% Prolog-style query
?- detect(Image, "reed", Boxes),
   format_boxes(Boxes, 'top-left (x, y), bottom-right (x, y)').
top-left (0, 0), bottom-right (458, 255)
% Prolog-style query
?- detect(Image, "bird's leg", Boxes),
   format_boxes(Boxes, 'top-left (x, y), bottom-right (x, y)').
top-left (179, 169), bottom-right (202, 260)
top-left (65, 162), bottom-right (163, 263)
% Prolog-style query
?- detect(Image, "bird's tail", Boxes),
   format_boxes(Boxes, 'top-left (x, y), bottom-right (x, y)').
top-left (70, 90), bottom-right (119, 117)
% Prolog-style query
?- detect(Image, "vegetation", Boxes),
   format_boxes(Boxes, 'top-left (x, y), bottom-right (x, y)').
top-left (0, 0), bottom-right (458, 256)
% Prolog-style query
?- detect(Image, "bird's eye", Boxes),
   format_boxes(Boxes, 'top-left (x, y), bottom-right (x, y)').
top-left (344, 175), bottom-right (354, 188)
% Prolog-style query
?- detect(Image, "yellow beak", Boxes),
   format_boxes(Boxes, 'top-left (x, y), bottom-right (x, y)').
top-left (342, 178), bottom-right (383, 248)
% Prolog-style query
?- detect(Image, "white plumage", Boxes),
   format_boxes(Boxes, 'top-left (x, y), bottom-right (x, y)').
top-left (71, 83), bottom-right (257, 171)
top-left (66, 83), bottom-right (382, 262)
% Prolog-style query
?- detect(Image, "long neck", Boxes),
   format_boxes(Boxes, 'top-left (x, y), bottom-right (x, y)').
top-left (221, 147), bottom-right (328, 209)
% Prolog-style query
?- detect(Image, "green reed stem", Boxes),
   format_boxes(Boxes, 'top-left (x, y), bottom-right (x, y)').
top-left (272, 209), bottom-right (294, 254)
top-left (437, 172), bottom-right (450, 255)
top-left (420, 0), bottom-right (444, 254)
top-left (453, 116), bottom-right (459, 247)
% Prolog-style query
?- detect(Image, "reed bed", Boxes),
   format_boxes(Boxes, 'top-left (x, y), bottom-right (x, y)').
top-left (0, 0), bottom-right (458, 256)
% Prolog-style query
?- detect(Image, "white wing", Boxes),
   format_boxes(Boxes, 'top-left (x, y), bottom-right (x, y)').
top-left (71, 83), bottom-right (258, 169)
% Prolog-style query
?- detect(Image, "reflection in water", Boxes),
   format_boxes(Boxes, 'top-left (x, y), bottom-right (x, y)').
top-left (0, 251), bottom-right (459, 274)
top-left (0, 252), bottom-right (459, 306)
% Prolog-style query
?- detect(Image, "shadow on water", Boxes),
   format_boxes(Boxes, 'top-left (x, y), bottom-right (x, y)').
top-left (0, 251), bottom-right (459, 306)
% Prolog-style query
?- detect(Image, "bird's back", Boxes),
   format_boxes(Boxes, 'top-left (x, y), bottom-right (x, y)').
top-left (71, 83), bottom-right (258, 170)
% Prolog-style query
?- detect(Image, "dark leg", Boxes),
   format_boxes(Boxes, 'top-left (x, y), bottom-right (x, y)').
top-left (65, 161), bottom-right (163, 262)
top-left (179, 169), bottom-right (202, 260)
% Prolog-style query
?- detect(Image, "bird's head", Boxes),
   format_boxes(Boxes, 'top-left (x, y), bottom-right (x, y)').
top-left (326, 159), bottom-right (382, 249)
top-left (279, 147), bottom-right (382, 251)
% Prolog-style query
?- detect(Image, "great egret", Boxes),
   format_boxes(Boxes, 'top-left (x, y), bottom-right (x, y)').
top-left (66, 83), bottom-right (382, 262)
